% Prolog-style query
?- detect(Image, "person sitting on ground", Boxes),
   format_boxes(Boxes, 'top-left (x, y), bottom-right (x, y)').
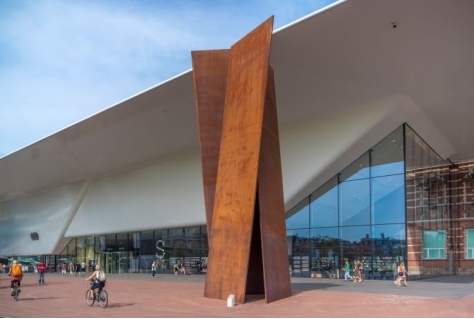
top-left (8, 260), bottom-right (23, 296)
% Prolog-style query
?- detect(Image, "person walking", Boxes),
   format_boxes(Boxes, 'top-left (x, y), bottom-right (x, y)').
top-left (61, 262), bottom-right (67, 276)
top-left (353, 259), bottom-right (362, 283)
top-left (151, 260), bottom-right (156, 278)
top-left (180, 260), bottom-right (186, 275)
top-left (81, 261), bottom-right (86, 277)
top-left (394, 261), bottom-right (409, 286)
top-left (75, 262), bottom-right (81, 277)
top-left (37, 260), bottom-right (46, 284)
top-left (343, 258), bottom-right (353, 281)
top-left (68, 262), bottom-right (74, 277)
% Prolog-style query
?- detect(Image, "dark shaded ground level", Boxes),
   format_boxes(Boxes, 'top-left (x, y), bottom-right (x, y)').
top-left (1, 272), bottom-right (473, 317)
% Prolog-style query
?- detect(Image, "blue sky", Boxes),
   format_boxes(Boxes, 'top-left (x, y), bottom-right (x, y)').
top-left (0, 0), bottom-right (336, 158)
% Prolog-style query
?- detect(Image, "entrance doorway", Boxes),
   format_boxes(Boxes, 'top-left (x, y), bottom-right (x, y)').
top-left (98, 251), bottom-right (139, 274)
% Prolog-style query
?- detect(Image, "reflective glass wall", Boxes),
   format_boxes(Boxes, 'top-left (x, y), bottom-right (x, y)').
top-left (404, 125), bottom-right (474, 277)
top-left (287, 126), bottom-right (406, 278)
top-left (56, 226), bottom-right (208, 274)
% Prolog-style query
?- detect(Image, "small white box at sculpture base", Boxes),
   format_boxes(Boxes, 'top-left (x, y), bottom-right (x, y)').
top-left (227, 294), bottom-right (235, 307)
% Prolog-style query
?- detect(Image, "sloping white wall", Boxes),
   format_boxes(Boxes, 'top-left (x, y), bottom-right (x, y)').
top-left (0, 180), bottom-right (89, 255)
top-left (65, 151), bottom-right (205, 237)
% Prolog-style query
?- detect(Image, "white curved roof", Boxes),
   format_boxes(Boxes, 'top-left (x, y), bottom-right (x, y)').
top-left (1, 0), bottom-right (473, 204)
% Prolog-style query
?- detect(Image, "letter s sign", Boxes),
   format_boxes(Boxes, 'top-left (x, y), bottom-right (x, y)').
top-left (156, 240), bottom-right (165, 259)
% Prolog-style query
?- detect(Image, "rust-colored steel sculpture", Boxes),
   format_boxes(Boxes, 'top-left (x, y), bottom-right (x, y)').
top-left (192, 16), bottom-right (291, 304)
top-left (191, 49), bottom-right (230, 235)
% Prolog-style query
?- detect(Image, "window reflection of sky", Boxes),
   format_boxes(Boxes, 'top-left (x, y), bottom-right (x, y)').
top-left (287, 162), bottom-right (406, 238)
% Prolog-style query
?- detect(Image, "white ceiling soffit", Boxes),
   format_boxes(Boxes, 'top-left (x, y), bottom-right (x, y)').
top-left (1, 0), bottom-right (473, 203)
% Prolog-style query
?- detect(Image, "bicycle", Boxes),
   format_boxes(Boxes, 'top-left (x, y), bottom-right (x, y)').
top-left (85, 283), bottom-right (108, 308)
top-left (12, 281), bottom-right (20, 301)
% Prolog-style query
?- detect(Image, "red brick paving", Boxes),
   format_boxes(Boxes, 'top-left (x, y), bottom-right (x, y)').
top-left (1, 272), bottom-right (473, 317)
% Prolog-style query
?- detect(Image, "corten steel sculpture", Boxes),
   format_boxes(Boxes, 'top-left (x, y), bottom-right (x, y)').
top-left (192, 17), bottom-right (291, 304)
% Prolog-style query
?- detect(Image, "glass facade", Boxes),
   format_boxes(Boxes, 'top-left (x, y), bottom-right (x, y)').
top-left (287, 126), bottom-right (406, 278)
top-left (51, 226), bottom-right (208, 275)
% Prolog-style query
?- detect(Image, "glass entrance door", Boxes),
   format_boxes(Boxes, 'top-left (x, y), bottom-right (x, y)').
top-left (98, 251), bottom-right (138, 274)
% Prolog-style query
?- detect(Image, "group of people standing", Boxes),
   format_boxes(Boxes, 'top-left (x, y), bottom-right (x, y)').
top-left (343, 258), bottom-right (409, 286)
top-left (66, 261), bottom-right (87, 277)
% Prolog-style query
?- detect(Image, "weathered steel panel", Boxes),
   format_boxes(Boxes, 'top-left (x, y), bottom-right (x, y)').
top-left (191, 50), bottom-right (230, 236)
top-left (258, 66), bottom-right (292, 302)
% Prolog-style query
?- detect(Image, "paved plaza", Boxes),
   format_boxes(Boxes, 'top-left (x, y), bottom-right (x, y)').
top-left (1, 272), bottom-right (473, 317)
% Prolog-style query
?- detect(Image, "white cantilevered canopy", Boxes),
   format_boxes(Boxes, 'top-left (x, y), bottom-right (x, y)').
top-left (1, 0), bottom-right (474, 208)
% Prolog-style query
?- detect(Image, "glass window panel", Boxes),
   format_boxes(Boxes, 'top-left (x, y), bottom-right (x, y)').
top-left (340, 179), bottom-right (370, 226)
top-left (466, 230), bottom-right (474, 259)
top-left (371, 224), bottom-right (406, 257)
top-left (422, 230), bottom-right (446, 259)
top-left (76, 237), bottom-right (85, 260)
top-left (310, 227), bottom-right (339, 265)
top-left (67, 238), bottom-right (77, 257)
top-left (154, 229), bottom-right (167, 241)
top-left (340, 152), bottom-right (370, 182)
top-left (185, 227), bottom-right (200, 236)
top-left (105, 234), bottom-right (116, 252)
top-left (287, 228), bottom-right (310, 255)
top-left (116, 233), bottom-right (129, 251)
top-left (467, 230), bottom-right (474, 246)
top-left (371, 126), bottom-right (404, 177)
top-left (310, 177), bottom-right (338, 228)
top-left (139, 231), bottom-right (154, 256)
top-left (286, 199), bottom-right (309, 230)
top-left (372, 174), bottom-right (405, 224)
top-left (141, 231), bottom-right (153, 240)
top-left (405, 124), bottom-right (448, 172)
top-left (95, 236), bottom-right (105, 253)
top-left (287, 228), bottom-right (309, 238)
top-left (340, 226), bottom-right (371, 261)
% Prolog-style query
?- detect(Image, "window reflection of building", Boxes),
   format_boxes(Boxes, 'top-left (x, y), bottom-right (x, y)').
top-left (286, 125), bottom-right (406, 278)
top-left (53, 225), bottom-right (208, 274)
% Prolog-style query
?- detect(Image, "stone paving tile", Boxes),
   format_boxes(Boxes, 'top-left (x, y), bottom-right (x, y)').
top-left (1, 272), bottom-right (473, 318)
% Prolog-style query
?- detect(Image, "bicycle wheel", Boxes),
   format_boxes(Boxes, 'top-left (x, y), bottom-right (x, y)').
top-left (85, 289), bottom-right (95, 306)
top-left (98, 289), bottom-right (108, 308)
top-left (13, 282), bottom-right (19, 301)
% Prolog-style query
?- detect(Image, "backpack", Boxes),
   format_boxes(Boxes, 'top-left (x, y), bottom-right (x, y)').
top-left (98, 270), bottom-right (106, 282)
top-left (12, 265), bottom-right (22, 277)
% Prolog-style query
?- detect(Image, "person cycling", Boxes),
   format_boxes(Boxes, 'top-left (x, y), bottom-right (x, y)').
top-left (85, 264), bottom-right (105, 299)
top-left (8, 260), bottom-right (23, 296)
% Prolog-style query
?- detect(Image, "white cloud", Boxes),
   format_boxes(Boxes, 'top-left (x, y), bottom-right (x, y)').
top-left (0, 0), bottom-right (335, 157)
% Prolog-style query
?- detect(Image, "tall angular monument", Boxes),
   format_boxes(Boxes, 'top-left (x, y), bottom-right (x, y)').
top-left (192, 17), bottom-right (291, 304)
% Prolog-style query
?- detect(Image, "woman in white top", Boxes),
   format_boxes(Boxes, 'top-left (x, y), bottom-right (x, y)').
top-left (86, 264), bottom-right (105, 298)
top-left (394, 261), bottom-right (409, 286)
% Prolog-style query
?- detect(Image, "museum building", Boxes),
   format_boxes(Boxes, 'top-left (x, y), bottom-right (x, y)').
top-left (1, 0), bottom-right (474, 279)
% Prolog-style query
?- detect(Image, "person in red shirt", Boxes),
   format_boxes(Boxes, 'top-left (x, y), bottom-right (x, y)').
top-left (37, 261), bottom-right (46, 284)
